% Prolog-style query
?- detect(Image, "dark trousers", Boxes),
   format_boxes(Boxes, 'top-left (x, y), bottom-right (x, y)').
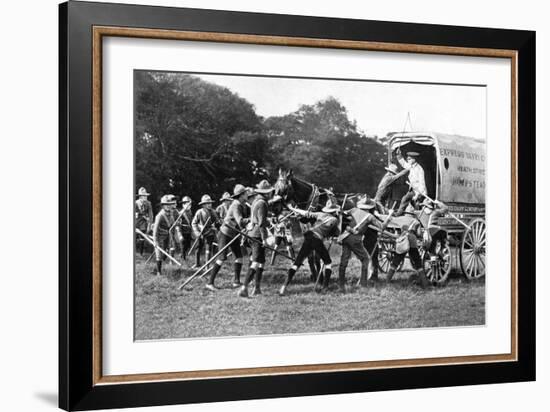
top-left (339, 235), bottom-right (370, 285)
top-left (295, 234), bottom-right (331, 267)
top-left (391, 247), bottom-right (422, 270)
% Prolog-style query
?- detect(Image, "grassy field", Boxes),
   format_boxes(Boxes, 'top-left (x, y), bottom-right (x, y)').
top-left (135, 244), bottom-right (485, 340)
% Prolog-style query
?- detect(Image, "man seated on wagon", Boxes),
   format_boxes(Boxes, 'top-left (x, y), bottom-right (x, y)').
top-left (394, 148), bottom-right (427, 216)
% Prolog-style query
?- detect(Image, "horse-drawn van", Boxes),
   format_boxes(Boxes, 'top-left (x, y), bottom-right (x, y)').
top-left (378, 132), bottom-right (486, 283)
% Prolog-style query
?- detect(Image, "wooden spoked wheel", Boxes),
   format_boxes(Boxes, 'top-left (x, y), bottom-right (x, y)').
top-left (423, 240), bottom-right (452, 284)
top-left (377, 241), bottom-right (394, 274)
top-left (459, 218), bottom-right (486, 279)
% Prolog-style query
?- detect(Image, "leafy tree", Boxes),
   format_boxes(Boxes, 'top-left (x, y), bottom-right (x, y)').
top-left (264, 97), bottom-right (386, 194)
top-left (135, 72), bottom-right (268, 205)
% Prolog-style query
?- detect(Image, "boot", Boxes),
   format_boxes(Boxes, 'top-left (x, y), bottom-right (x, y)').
top-left (386, 267), bottom-right (396, 282)
top-left (239, 267), bottom-right (255, 298)
top-left (252, 268), bottom-right (263, 296)
top-left (322, 268), bottom-right (332, 291)
top-left (194, 248), bottom-right (201, 269)
top-left (207, 262), bottom-right (222, 289)
top-left (232, 262), bottom-right (243, 288)
top-left (279, 268), bottom-right (296, 296)
top-left (156, 260), bottom-right (162, 276)
top-left (338, 266), bottom-right (347, 293)
top-left (359, 261), bottom-right (369, 287)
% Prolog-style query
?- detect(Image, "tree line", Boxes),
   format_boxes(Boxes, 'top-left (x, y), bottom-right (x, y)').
top-left (135, 71), bottom-right (387, 205)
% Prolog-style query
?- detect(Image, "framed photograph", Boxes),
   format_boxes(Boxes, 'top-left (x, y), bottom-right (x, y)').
top-left (59, 1), bottom-right (535, 410)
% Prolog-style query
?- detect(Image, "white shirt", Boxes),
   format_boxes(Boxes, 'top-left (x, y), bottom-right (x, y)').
top-left (398, 157), bottom-right (427, 195)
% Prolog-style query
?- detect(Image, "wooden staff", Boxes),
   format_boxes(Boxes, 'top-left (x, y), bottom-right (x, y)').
top-left (135, 229), bottom-right (182, 267)
top-left (187, 216), bottom-right (211, 255)
top-left (177, 233), bottom-right (242, 290)
top-left (406, 181), bottom-right (470, 229)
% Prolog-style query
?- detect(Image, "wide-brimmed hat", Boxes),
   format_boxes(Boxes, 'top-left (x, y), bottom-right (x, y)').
top-left (180, 196), bottom-right (192, 204)
top-left (406, 151), bottom-right (420, 158)
top-left (384, 164), bottom-right (398, 174)
top-left (232, 184), bottom-right (248, 198)
top-left (198, 194), bottom-right (214, 205)
top-left (160, 194), bottom-right (176, 205)
top-left (255, 179), bottom-right (274, 194)
top-left (357, 197), bottom-right (376, 210)
top-left (322, 198), bottom-right (340, 213)
top-left (220, 192), bottom-right (231, 201)
top-left (137, 187), bottom-right (150, 196)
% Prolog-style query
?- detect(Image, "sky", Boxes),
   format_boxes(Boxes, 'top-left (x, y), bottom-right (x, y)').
top-left (195, 73), bottom-right (486, 139)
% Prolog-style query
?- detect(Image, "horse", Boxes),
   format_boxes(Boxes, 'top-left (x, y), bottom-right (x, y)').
top-left (273, 169), bottom-right (363, 211)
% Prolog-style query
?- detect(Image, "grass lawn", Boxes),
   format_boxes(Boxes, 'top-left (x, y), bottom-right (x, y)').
top-left (134, 244), bottom-right (485, 340)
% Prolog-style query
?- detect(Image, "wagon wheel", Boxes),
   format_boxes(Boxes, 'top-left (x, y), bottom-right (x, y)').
top-left (460, 218), bottom-right (486, 279)
top-left (423, 240), bottom-right (452, 284)
top-left (377, 240), bottom-right (403, 273)
top-left (377, 241), bottom-right (394, 274)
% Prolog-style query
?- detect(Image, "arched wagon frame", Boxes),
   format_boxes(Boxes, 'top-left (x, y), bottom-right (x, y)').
top-left (377, 132), bottom-right (486, 283)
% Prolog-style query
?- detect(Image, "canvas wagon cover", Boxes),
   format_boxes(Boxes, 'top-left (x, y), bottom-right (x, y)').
top-left (389, 132), bottom-right (486, 205)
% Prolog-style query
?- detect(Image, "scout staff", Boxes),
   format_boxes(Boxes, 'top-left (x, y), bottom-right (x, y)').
top-left (216, 192), bottom-right (232, 221)
top-left (191, 195), bottom-right (220, 269)
top-left (206, 184), bottom-right (250, 291)
top-left (337, 198), bottom-right (386, 291)
top-left (152, 195), bottom-right (177, 276)
top-left (279, 199), bottom-right (340, 296)
top-left (239, 180), bottom-right (275, 298)
top-left (374, 163), bottom-right (409, 211)
top-left (135, 187), bottom-right (153, 255)
top-left (395, 149), bottom-right (427, 216)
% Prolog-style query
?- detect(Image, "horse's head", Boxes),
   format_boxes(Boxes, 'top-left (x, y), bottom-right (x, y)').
top-left (273, 168), bottom-right (295, 205)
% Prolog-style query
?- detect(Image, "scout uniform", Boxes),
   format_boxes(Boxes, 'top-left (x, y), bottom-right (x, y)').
top-left (191, 195), bottom-right (219, 267)
top-left (152, 195), bottom-right (176, 276)
top-left (338, 198), bottom-right (384, 291)
top-left (395, 151), bottom-right (427, 216)
top-left (178, 196), bottom-right (193, 259)
top-left (135, 187), bottom-right (153, 255)
top-left (269, 212), bottom-right (295, 265)
top-left (279, 199), bottom-right (340, 296)
top-left (206, 185), bottom-right (250, 291)
top-left (239, 180), bottom-right (274, 298)
top-left (216, 192), bottom-right (232, 221)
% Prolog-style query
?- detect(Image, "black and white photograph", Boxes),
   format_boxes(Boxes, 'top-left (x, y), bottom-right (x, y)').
top-left (134, 70), bottom-right (486, 340)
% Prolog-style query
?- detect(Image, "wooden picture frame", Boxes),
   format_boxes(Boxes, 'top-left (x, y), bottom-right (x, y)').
top-left (59, 1), bottom-right (535, 410)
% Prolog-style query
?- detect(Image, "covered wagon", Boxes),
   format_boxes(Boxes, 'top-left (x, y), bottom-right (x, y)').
top-left (377, 131), bottom-right (486, 283)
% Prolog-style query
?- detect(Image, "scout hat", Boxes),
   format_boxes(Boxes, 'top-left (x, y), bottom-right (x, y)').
top-left (181, 196), bottom-right (192, 204)
top-left (137, 187), bottom-right (150, 196)
top-left (322, 198), bottom-right (340, 213)
top-left (384, 164), bottom-right (398, 174)
top-left (198, 194), bottom-right (214, 205)
top-left (357, 197), bottom-right (377, 210)
top-left (232, 184), bottom-right (248, 198)
top-left (406, 151), bottom-right (420, 158)
top-left (255, 179), bottom-right (275, 194)
top-left (160, 194), bottom-right (176, 205)
top-left (220, 192), bottom-right (231, 202)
